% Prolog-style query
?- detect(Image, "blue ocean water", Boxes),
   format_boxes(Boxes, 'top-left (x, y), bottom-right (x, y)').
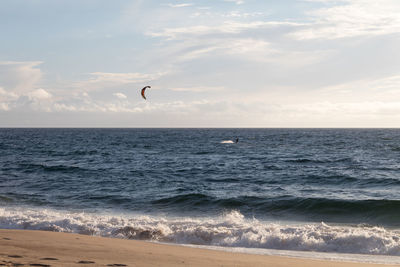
top-left (1, 128), bottom-right (400, 259)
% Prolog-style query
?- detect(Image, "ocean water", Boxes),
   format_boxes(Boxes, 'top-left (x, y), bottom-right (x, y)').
top-left (1, 128), bottom-right (400, 262)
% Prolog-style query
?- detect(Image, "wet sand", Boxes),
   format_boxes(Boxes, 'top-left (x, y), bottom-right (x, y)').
top-left (0, 229), bottom-right (398, 267)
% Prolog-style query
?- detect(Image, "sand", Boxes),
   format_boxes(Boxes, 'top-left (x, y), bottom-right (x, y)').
top-left (0, 229), bottom-right (399, 267)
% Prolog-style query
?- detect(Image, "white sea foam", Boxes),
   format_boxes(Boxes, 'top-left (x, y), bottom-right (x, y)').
top-left (1, 207), bottom-right (400, 263)
top-left (220, 140), bottom-right (234, 144)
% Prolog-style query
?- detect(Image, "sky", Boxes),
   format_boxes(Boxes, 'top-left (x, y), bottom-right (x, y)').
top-left (1, 0), bottom-right (400, 127)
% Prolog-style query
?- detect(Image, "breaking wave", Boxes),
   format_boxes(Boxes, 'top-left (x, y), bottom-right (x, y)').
top-left (1, 207), bottom-right (399, 257)
top-left (220, 140), bottom-right (234, 144)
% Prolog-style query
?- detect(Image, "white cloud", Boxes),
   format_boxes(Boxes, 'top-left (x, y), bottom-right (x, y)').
top-left (316, 75), bottom-right (400, 102)
top-left (228, 38), bottom-right (271, 54)
top-left (0, 103), bottom-right (9, 111)
top-left (170, 86), bottom-right (225, 92)
top-left (167, 3), bottom-right (193, 8)
top-left (76, 72), bottom-right (167, 90)
top-left (173, 38), bottom-right (276, 62)
top-left (113, 92), bottom-right (128, 99)
top-left (147, 19), bottom-right (307, 63)
top-left (88, 72), bottom-right (160, 84)
top-left (149, 21), bottom-right (303, 39)
top-left (223, 0), bottom-right (244, 5)
top-left (291, 0), bottom-right (400, 39)
top-left (222, 11), bottom-right (263, 18)
top-left (0, 61), bottom-right (43, 94)
top-left (176, 46), bottom-right (220, 61)
top-left (276, 101), bottom-right (400, 124)
top-left (0, 87), bottom-right (14, 111)
top-left (0, 87), bottom-right (18, 100)
top-left (0, 63), bottom-right (53, 112)
top-left (28, 88), bottom-right (52, 100)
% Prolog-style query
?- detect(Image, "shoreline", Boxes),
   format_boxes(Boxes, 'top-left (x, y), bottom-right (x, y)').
top-left (0, 229), bottom-right (399, 267)
top-left (178, 244), bottom-right (400, 265)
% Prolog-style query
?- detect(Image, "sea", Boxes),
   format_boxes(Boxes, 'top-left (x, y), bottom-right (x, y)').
top-left (1, 128), bottom-right (400, 263)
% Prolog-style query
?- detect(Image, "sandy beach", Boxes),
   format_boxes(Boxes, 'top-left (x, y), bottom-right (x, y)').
top-left (0, 229), bottom-right (398, 267)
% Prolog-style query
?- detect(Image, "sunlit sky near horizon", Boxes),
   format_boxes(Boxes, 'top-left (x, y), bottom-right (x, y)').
top-left (1, 0), bottom-right (400, 127)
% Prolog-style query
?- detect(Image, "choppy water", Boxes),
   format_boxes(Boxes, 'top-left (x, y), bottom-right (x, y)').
top-left (1, 128), bottom-right (400, 260)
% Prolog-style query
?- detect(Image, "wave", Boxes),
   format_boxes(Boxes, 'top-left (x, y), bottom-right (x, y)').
top-left (71, 150), bottom-right (98, 156)
top-left (152, 193), bottom-right (212, 206)
top-left (0, 207), bottom-right (399, 257)
top-left (151, 194), bottom-right (400, 226)
top-left (298, 174), bottom-right (400, 186)
top-left (285, 157), bottom-right (353, 164)
top-left (204, 178), bottom-right (241, 183)
top-left (0, 196), bottom-right (13, 203)
top-left (18, 163), bottom-right (84, 173)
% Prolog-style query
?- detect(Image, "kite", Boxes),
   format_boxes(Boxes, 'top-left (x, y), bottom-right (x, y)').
top-left (141, 86), bottom-right (151, 100)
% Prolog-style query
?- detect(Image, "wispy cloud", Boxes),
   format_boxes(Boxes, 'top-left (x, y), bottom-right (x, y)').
top-left (170, 86), bottom-right (226, 92)
top-left (75, 72), bottom-right (167, 91)
top-left (223, 0), bottom-right (245, 5)
top-left (317, 75), bottom-right (400, 101)
top-left (291, 0), bottom-right (400, 39)
top-left (174, 38), bottom-right (278, 62)
top-left (149, 21), bottom-right (303, 39)
top-left (167, 3), bottom-right (193, 8)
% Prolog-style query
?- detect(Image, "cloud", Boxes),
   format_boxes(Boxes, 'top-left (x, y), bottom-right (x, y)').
top-left (76, 72), bottom-right (167, 90)
top-left (147, 19), bottom-right (307, 64)
top-left (0, 87), bottom-right (18, 111)
top-left (316, 75), bottom-right (400, 101)
top-left (0, 62), bottom-right (53, 112)
top-left (88, 72), bottom-right (160, 84)
top-left (228, 38), bottom-right (271, 54)
top-left (170, 86), bottom-right (225, 92)
top-left (0, 87), bottom-right (18, 101)
top-left (291, 0), bottom-right (400, 39)
top-left (175, 38), bottom-right (278, 62)
top-left (275, 101), bottom-right (400, 124)
top-left (149, 21), bottom-right (303, 39)
top-left (223, 0), bottom-right (244, 5)
top-left (0, 103), bottom-right (9, 111)
top-left (167, 3), bottom-right (193, 8)
top-left (0, 61), bottom-right (43, 94)
top-left (113, 92), bottom-right (128, 99)
top-left (222, 11), bottom-right (264, 18)
top-left (28, 88), bottom-right (52, 100)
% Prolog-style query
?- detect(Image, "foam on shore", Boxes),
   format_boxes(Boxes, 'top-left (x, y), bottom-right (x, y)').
top-left (1, 206), bottom-right (400, 263)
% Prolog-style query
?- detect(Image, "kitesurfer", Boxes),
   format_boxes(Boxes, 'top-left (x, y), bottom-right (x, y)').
top-left (236, 138), bottom-right (239, 143)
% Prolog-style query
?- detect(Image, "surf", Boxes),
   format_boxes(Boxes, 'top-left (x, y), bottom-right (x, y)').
top-left (1, 207), bottom-right (400, 260)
